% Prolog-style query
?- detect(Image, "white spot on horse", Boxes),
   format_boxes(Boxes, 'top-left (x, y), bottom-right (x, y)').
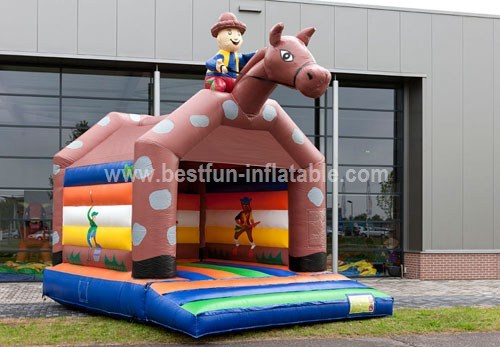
top-left (134, 156), bottom-right (154, 179)
top-left (130, 114), bottom-right (141, 122)
top-left (132, 223), bottom-right (147, 246)
top-left (52, 165), bottom-right (60, 175)
top-left (308, 187), bottom-right (324, 207)
top-left (263, 104), bottom-right (277, 121)
top-left (67, 140), bottom-right (83, 149)
top-left (52, 231), bottom-right (60, 246)
top-left (167, 225), bottom-right (176, 245)
top-left (152, 119), bottom-right (174, 134)
top-left (98, 116), bottom-right (110, 126)
top-left (190, 115), bottom-right (210, 127)
top-left (149, 189), bottom-right (172, 210)
top-left (292, 128), bottom-right (305, 145)
top-left (223, 100), bottom-right (238, 120)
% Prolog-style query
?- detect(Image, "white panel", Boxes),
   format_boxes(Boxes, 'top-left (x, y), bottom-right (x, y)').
top-left (156, 0), bottom-right (193, 60)
top-left (177, 210), bottom-right (200, 228)
top-left (0, 0), bottom-right (37, 52)
top-left (230, 0), bottom-right (265, 53)
top-left (266, 1), bottom-right (300, 37)
top-left (193, 0), bottom-right (230, 62)
top-left (401, 12), bottom-right (431, 74)
top-left (117, 0), bottom-right (155, 58)
top-left (63, 205), bottom-right (132, 227)
top-left (430, 15), bottom-right (463, 249)
top-left (462, 17), bottom-right (494, 249)
top-left (495, 20), bottom-right (500, 249)
top-left (300, 3), bottom-right (334, 70)
top-left (367, 10), bottom-right (400, 72)
top-left (334, 7), bottom-right (367, 70)
top-left (206, 210), bottom-right (288, 229)
top-left (38, 0), bottom-right (77, 54)
top-left (78, 0), bottom-right (117, 56)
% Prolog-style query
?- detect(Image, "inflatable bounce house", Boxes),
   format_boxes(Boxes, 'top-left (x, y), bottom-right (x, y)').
top-left (43, 17), bottom-right (393, 337)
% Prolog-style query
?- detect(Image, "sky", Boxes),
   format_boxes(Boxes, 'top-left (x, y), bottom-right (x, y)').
top-left (320, 0), bottom-right (500, 16)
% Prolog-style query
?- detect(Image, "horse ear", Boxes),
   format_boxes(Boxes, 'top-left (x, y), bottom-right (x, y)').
top-left (296, 27), bottom-right (316, 46)
top-left (269, 23), bottom-right (284, 47)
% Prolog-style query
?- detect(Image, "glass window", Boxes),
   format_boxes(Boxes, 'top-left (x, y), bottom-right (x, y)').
top-left (0, 190), bottom-right (52, 281)
top-left (0, 66), bottom-right (59, 96)
top-left (0, 159), bottom-right (53, 189)
top-left (270, 85), bottom-right (314, 107)
top-left (284, 107), bottom-right (315, 136)
top-left (337, 110), bottom-right (397, 138)
top-left (160, 75), bottom-right (204, 102)
top-left (339, 166), bottom-right (400, 194)
top-left (160, 101), bottom-right (183, 114)
top-left (62, 69), bottom-right (151, 99)
top-left (62, 98), bottom-right (149, 127)
top-left (339, 87), bottom-right (395, 110)
top-left (338, 138), bottom-right (399, 166)
top-left (0, 96), bottom-right (60, 126)
top-left (0, 127), bottom-right (60, 157)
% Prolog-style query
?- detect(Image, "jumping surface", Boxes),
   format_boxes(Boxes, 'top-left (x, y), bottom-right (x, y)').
top-left (43, 260), bottom-right (393, 337)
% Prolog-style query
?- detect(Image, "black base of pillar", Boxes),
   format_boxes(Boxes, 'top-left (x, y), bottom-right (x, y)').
top-left (289, 252), bottom-right (327, 272)
top-left (52, 251), bottom-right (62, 266)
top-left (132, 255), bottom-right (176, 279)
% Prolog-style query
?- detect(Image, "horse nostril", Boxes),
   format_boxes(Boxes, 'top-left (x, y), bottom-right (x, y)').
top-left (307, 72), bottom-right (313, 80)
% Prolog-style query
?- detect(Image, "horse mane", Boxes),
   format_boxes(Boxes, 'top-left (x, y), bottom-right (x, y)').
top-left (236, 47), bottom-right (267, 82)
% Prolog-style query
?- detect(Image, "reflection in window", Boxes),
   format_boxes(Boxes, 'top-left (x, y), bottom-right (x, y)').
top-left (0, 96), bottom-right (60, 126)
top-left (0, 66), bottom-right (59, 95)
top-left (0, 190), bottom-right (52, 281)
top-left (0, 128), bottom-right (60, 157)
top-left (160, 75), bottom-right (204, 102)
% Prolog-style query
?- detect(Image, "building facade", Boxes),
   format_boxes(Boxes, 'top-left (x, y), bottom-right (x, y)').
top-left (0, 0), bottom-right (499, 280)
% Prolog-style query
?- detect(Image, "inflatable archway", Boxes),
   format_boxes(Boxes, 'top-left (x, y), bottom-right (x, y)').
top-left (43, 23), bottom-right (393, 338)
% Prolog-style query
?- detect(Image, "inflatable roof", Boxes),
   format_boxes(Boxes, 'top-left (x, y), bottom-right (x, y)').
top-left (43, 23), bottom-right (393, 337)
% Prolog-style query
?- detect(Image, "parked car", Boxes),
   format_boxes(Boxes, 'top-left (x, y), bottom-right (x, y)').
top-left (1, 229), bottom-right (19, 239)
top-left (359, 227), bottom-right (391, 238)
top-left (28, 230), bottom-right (51, 241)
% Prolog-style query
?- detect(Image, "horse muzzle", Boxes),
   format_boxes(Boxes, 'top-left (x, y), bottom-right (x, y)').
top-left (295, 65), bottom-right (331, 98)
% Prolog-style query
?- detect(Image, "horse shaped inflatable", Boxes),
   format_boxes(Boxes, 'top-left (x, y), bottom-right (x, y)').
top-left (44, 23), bottom-right (393, 337)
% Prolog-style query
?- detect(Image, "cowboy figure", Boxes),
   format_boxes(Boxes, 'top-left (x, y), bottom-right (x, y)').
top-left (87, 206), bottom-right (101, 249)
top-left (205, 12), bottom-right (256, 93)
top-left (234, 197), bottom-right (260, 250)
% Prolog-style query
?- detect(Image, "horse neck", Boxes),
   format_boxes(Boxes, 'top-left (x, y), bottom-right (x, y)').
top-left (231, 60), bottom-right (277, 115)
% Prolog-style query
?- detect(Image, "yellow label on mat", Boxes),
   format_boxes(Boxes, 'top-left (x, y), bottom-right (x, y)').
top-left (348, 294), bottom-right (375, 314)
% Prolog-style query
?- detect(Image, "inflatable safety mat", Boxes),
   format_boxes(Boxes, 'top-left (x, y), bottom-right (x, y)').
top-left (43, 260), bottom-right (393, 337)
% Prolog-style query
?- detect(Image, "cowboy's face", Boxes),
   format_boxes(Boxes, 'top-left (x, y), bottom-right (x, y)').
top-left (242, 203), bottom-right (251, 212)
top-left (217, 28), bottom-right (243, 52)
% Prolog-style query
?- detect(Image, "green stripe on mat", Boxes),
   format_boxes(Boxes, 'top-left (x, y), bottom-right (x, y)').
top-left (178, 262), bottom-right (271, 278)
top-left (182, 288), bottom-right (391, 315)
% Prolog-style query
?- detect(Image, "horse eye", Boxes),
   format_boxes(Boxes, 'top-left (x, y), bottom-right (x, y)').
top-left (280, 50), bottom-right (294, 62)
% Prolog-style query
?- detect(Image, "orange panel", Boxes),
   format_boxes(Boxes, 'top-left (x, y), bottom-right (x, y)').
top-left (206, 191), bottom-right (288, 210)
top-left (63, 183), bottom-right (132, 206)
top-left (177, 265), bottom-right (238, 279)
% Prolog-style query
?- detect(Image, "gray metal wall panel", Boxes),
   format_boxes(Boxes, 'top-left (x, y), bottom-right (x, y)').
top-left (156, 0), bottom-right (193, 60)
top-left (78, 0), bottom-right (117, 56)
top-left (0, 0), bottom-right (37, 52)
top-left (266, 1), bottom-right (300, 37)
top-left (462, 17), bottom-right (495, 249)
top-left (193, 0), bottom-right (230, 62)
top-left (230, 0), bottom-right (265, 53)
top-left (117, 0), bottom-right (155, 58)
top-left (430, 15), bottom-right (463, 249)
top-left (300, 3), bottom-right (334, 70)
top-left (334, 6), bottom-right (367, 70)
top-left (400, 12), bottom-right (431, 74)
top-left (495, 20), bottom-right (500, 249)
top-left (38, 0), bottom-right (77, 54)
top-left (367, 9), bottom-right (400, 72)
top-left (422, 76), bottom-right (433, 251)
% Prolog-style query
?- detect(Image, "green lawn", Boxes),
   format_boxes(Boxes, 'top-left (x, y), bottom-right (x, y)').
top-left (0, 307), bottom-right (499, 345)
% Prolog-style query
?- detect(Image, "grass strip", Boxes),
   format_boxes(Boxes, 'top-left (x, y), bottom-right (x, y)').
top-left (0, 307), bottom-right (498, 345)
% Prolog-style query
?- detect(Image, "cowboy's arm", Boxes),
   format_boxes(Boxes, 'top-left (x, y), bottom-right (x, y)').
top-left (239, 51), bottom-right (256, 69)
top-left (87, 207), bottom-right (92, 222)
top-left (206, 53), bottom-right (223, 71)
